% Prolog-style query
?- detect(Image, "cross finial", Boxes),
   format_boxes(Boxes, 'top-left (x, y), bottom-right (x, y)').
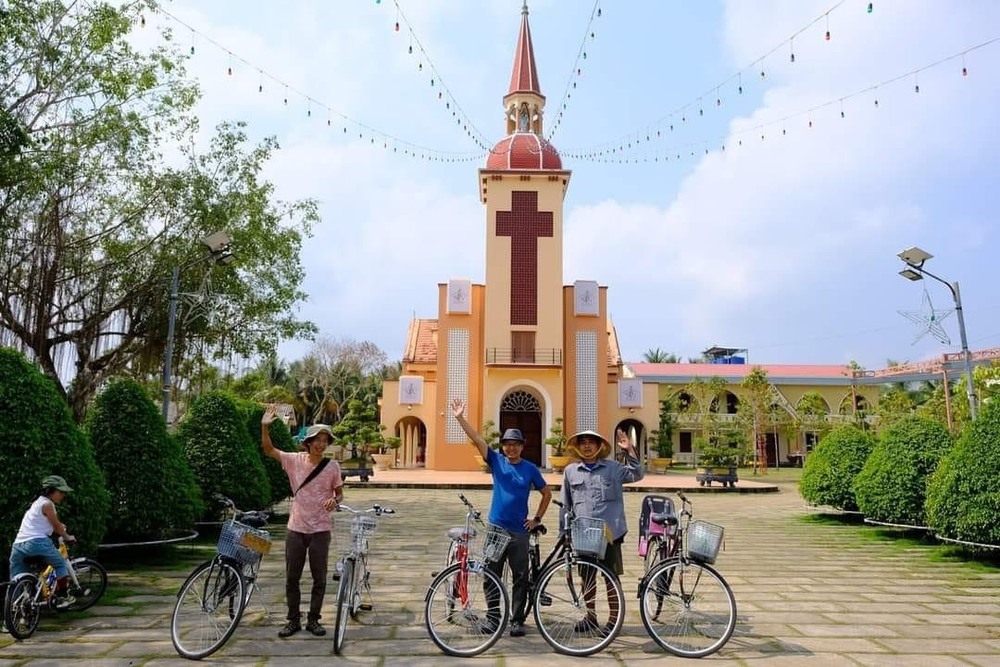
top-left (522, 1), bottom-right (529, 15)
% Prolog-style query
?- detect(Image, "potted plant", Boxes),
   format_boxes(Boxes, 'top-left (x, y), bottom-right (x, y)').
top-left (372, 436), bottom-right (401, 470)
top-left (545, 417), bottom-right (570, 471)
top-left (473, 419), bottom-right (501, 472)
top-left (695, 437), bottom-right (740, 488)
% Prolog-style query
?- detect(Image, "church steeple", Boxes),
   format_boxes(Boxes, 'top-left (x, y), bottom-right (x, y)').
top-left (503, 2), bottom-right (545, 136)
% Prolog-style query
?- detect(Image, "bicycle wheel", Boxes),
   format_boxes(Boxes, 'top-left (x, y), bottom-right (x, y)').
top-left (643, 536), bottom-right (663, 573)
top-left (639, 559), bottom-right (736, 658)
top-left (171, 559), bottom-right (246, 660)
top-left (425, 562), bottom-right (509, 657)
top-left (4, 576), bottom-right (41, 640)
top-left (66, 558), bottom-right (108, 611)
top-left (533, 558), bottom-right (625, 656)
top-left (333, 557), bottom-right (355, 655)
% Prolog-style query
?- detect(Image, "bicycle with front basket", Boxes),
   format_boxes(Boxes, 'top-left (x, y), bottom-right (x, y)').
top-left (3, 537), bottom-right (108, 640)
top-left (332, 502), bottom-right (395, 655)
top-left (637, 490), bottom-right (737, 657)
top-left (424, 494), bottom-right (511, 657)
top-left (170, 496), bottom-right (271, 660)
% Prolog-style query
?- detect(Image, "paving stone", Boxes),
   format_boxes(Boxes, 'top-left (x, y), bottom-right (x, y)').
top-left (1, 482), bottom-right (998, 664)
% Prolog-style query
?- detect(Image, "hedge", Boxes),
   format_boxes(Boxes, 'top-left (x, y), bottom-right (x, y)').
top-left (925, 398), bottom-right (1000, 546)
top-left (0, 348), bottom-right (110, 569)
top-left (240, 400), bottom-right (297, 506)
top-left (86, 379), bottom-right (203, 540)
top-left (176, 392), bottom-right (271, 517)
top-left (799, 424), bottom-right (876, 511)
top-left (852, 415), bottom-right (952, 526)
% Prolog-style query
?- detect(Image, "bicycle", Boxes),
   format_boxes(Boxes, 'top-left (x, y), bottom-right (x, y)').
top-left (331, 502), bottom-right (395, 655)
top-left (424, 494), bottom-right (511, 657)
top-left (636, 490), bottom-right (737, 658)
top-left (170, 496), bottom-right (271, 660)
top-left (427, 495), bottom-right (625, 657)
top-left (3, 537), bottom-right (108, 640)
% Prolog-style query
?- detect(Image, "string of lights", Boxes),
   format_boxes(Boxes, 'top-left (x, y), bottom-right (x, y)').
top-left (545, 1), bottom-right (603, 143)
top-left (563, 36), bottom-right (999, 165)
top-left (386, 0), bottom-right (490, 150)
top-left (563, 0), bottom-right (868, 158)
top-left (151, 6), bottom-right (486, 163)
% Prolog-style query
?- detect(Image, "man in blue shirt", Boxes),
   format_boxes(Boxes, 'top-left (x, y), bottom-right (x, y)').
top-left (452, 398), bottom-right (552, 637)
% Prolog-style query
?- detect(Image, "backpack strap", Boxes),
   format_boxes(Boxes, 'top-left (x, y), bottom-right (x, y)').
top-left (294, 457), bottom-right (331, 495)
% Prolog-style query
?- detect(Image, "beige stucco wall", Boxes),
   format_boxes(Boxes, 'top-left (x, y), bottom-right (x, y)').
top-left (480, 172), bottom-right (570, 353)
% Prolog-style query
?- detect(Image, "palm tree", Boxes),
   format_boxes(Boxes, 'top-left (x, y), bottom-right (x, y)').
top-left (642, 348), bottom-right (680, 363)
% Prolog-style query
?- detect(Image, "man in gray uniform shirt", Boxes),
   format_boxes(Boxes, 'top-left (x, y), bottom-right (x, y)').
top-left (561, 428), bottom-right (644, 633)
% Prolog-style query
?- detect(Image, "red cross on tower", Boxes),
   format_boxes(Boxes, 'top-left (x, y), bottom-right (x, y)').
top-left (496, 191), bottom-right (553, 325)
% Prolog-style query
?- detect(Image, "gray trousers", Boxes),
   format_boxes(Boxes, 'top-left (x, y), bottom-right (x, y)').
top-left (284, 530), bottom-right (331, 623)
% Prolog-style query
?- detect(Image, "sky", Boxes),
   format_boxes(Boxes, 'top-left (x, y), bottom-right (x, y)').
top-left (151, 0), bottom-right (1000, 371)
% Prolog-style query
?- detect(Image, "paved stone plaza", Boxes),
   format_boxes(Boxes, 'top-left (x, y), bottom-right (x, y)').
top-left (2, 481), bottom-right (998, 666)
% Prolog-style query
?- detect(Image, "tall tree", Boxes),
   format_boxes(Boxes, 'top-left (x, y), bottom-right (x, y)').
top-left (0, 1), bottom-right (318, 419)
top-left (292, 337), bottom-right (389, 425)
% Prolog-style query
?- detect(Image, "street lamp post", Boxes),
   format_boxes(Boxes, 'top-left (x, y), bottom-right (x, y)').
top-left (897, 246), bottom-right (977, 421)
top-left (161, 231), bottom-right (235, 423)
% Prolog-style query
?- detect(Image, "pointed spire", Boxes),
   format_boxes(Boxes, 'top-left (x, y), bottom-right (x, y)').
top-left (507, 1), bottom-right (542, 97)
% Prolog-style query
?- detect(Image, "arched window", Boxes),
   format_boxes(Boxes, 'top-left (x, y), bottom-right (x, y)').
top-left (501, 390), bottom-right (541, 412)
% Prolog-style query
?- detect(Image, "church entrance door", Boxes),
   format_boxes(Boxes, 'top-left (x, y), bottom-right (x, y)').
top-left (499, 390), bottom-right (543, 466)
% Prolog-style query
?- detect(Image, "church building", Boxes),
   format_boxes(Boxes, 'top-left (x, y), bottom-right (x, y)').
top-left (379, 5), bottom-right (651, 471)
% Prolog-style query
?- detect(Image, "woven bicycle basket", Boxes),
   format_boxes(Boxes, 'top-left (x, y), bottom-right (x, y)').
top-left (217, 519), bottom-right (272, 565)
top-left (350, 515), bottom-right (378, 539)
top-left (686, 520), bottom-right (724, 564)
top-left (571, 516), bottom-right (608, 559)
top-left (476, 525), bottom-right (511, 563)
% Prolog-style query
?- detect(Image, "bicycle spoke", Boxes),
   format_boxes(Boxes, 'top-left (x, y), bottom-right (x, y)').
top-left (534, 560), bottom-right (624, 656)
top-left (425, 563), bottom-right (508, 657)
top-left (171, 560), bottom-right (246, 660)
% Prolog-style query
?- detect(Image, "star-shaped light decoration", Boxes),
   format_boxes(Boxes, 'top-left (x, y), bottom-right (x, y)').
top-left (898, 288), bottom-right (954, 345)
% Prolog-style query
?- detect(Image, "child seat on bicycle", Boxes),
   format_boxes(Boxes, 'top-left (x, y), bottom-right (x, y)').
top-left (637, 495), bottom-right (677, 557)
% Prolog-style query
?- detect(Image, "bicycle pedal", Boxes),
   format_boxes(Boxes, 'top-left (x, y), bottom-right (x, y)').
top-left (539, 593), bottom-right (553, 607)
top-left (331, 573), bottom-right (341, 581)
top-left (359, 603), bottom-right (373, 612)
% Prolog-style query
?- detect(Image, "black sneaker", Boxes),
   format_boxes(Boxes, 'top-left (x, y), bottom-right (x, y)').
top-left (305, 619), bottom-right (326, 636)
top-left (278, 620), bottom-right (301, 638)
top-left (509, 621), bottom-right (526, 637)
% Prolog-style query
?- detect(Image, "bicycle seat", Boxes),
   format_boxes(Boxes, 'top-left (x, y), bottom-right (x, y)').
top-left (447, 526), bottom-right (476, 541)
top-left (650, 513), bottom-right (678, 526)
top-left (529, 523), bottom-right (548, 535)
top-left (21, 555), bottom-right (47, 569)
top-left (239, 511), bottom-right (269, 528)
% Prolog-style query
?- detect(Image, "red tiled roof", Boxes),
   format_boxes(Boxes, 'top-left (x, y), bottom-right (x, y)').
top-left (404, 319), bottom-right (438, 364)
top-left (486, 133), bottom-right (562, 170)
top-left (507, 5), bottom-right (542, 97)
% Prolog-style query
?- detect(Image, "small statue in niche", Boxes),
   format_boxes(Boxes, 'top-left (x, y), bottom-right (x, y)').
top-left (518, 103), bottom-right (530, 132)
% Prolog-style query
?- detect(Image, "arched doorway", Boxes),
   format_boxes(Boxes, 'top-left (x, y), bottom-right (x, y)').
top-left (394, 416), bottom-right (427, 468)
top-left (499, 390), bottom-right (543, 465)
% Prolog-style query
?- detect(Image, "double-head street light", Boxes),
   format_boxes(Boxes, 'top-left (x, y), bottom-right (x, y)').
top-left (161, 231), bottom-right (235, 423)
top-left (897, 246), bottom-right (977, 421)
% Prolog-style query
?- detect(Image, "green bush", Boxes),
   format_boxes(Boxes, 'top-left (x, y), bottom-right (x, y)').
top-left (177, 392), bottom-right (270, 517)
top-left (240, 400), bottom-right (297, 506)
top-left (86, 379), bottom-right (203, 540)
top-left (925, 399), bottom-right (1000, 546)
top-left (799, 424), bottom-right (876, 511)
top-left (852, 415), bottom-right (952, 525)
top-left (0, 348), bottom-right (110, 566)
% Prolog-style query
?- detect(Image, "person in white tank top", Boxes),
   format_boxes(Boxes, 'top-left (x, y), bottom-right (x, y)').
top-left (9, 475), bottom-right (76, 590)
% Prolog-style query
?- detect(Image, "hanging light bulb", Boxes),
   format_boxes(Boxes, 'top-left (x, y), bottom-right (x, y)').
top-left (140, 15), bottom-right (145, 27)
top-left (867, 2), bottom-right (873, 13)
top-left (790, 52), bottom-right (795, 63)
top-left (808, 120), bottom-right (813, 128)
top-left (258, 83), bottom-right (263, 93)
top-left (408, 45), bottom-right (413, 54)
top-left (582, 52), bottom-right (587, 59)
top-left (962, 66), bottom-right (968, 77)
top-left (874, 99), bottom-right (879, 107)
top-left (825, 30), bottom-right (831, 41)
top-left (418, 62), bottom-right (423, 71)
top-left (597, 8), bottom-right (601, 17)
top-left (431, 79), bottom-right (434, 86)
top-left (227, 66), bottom-right (232, 76)
top-left (395, 21), bottom-right (399, 31)
top-left (760, 68), bottom-right (766, 79)
top-left (914, 83), bottom-right (920, 93)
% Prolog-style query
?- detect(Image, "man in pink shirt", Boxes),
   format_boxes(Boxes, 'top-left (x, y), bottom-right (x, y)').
top-left (262, 406), bottom-right (344, 638)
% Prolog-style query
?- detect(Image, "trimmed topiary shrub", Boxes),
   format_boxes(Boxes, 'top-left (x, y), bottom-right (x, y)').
top-left (852, 415), bottom-right (952, 526)
top-left (240, 400), bottom-right (297, 506)
top-left (177, 391), bottom-right (270, 517)
top-left (925, 399), bottom-right (1000, 546)
top-left (0, 348), bottom-right (110, 568)
top-left (799, 424), bottom-right (876, 511)
top-left (86, 379), bottom-right (204, 540)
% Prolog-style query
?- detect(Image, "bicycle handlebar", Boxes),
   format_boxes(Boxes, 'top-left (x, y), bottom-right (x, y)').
top-left (457, 493), bottom-right (483, 523)
top-left (337, 503), bottom-right (395, 516)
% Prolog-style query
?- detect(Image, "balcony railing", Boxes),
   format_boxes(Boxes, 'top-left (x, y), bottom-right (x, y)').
top-left (485, 348), bottom-right (563, 365)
